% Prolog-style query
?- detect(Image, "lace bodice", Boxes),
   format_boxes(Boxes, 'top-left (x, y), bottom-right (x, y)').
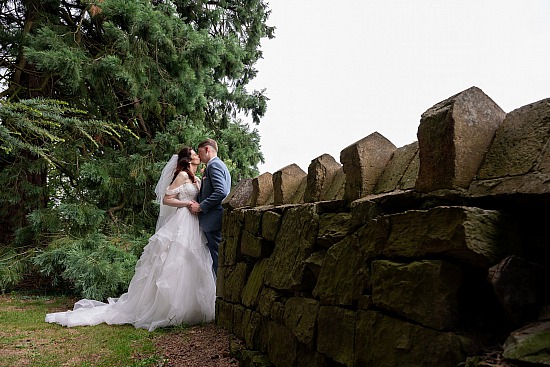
top-left (165, 182), bottom-right (199, 201)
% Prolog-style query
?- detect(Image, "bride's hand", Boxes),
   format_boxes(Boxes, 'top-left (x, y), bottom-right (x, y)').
top-left (188, 201), bottom-right (201, 214)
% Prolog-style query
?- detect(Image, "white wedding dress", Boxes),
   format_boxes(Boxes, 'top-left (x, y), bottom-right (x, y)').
top-left (45, 182), bottom-right (216, 331)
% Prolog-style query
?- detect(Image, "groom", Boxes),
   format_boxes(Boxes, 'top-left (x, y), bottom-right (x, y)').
top-left (189, 138), bottom-right (231, 276)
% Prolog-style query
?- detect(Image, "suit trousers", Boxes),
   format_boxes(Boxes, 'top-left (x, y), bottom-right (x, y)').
top-left (204, 230), bottom-right (221, 276)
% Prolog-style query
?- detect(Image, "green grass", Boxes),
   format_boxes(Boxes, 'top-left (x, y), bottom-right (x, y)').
top-left (0, 293), bottom-right (168, 367)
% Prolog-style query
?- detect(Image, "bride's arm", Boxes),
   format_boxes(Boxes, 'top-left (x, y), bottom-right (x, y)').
top-left (162, 172), bottom-right (192, 208)
top-left (162, 194), bottom-right (190, 208)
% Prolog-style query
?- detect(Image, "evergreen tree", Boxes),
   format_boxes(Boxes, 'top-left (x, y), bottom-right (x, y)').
top-left (1, 0), bottom-right (272, 128)
top-left (0, 0), bottom-right (273, 296)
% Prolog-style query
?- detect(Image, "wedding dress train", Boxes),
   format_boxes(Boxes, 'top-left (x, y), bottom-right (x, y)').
top-left (45, 183), bottom-right (216, 331)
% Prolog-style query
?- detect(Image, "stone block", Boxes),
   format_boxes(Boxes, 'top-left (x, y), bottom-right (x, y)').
top-left (232, 303), bottom-right (247, 339)
top-left (305, 249), bottom-right (325, 281)
top-left (290, 175), bottom-right (307, 204)
top-left (271, 301), bottom-right (285, 324)
top-left (261, 210), bottom-right (281, 243)
top-left (398, 142), bottom-right (420, 190)
top-left (371, 260), bottom-right (463, 330)
top-left (488, 255), bottom-right (547, 324)
top-left (416, 86), bottom-right (505, 192)
top-left (354, 310), bottom-right (475, 367)
top-left (267, 321), bottom-right (298, 367)
top-left (258, 287), bottom-right (279, 318)
top-left (222, 262), bottom-right (249, 303)
top-left (374, 141), bottom-right (419, 194)
top-left (317, 212), bottom-right (353, 248)
top-left (296, 344), bottom-right (328, 367)
top-left (503, 321), bottom-right (550, 366)
top-left (244, 208), bottom-right (264, 235)
top-left (383, 206), bottom-right (520, 267)
top-left (223, 178), bottom-right (252, 209)
top-left (283, 297), bottom-right (320, 349)
top-left (241, 231), bottom-right (273, 258)
top-left (354, 216), bottom-right (391, 261)
top-left (251, 172), bottom-right (274, 207)
top-left (242, 258), bottom-right (270, 309)
top-left (313, 236), bottom-right (369, 305)
top-left (221, 209), bottom-right (244, 266)
top-left (273, 164), bottom-right (307, 205)
top-left (215, 298), bottom-right (233, 333)
top-left (350, 196), bottom-right (382, 228)
top-left (324, 167), bottom-right (346, 201)
top-left (257, 317), bottom-right (271, 354)
top-left (265, 205), bottom-right (319, 291)
top-left (316, 306), bottom-right (356, 367)
top-left (216, 265), bottom-right (226, 299)
top-left (241, 309), bottom-right (263, 350)
top-left (340, 132), bottom-right (397, 201)
top-left (238, 349), bottom-right (273, 367)
top-left (305, 154), bottom-right (343, 202)
top-left (471, 97), bottom-right (550, 196)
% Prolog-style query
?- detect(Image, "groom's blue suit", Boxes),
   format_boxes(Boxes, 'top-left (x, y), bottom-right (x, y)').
top-left (198, 156), bottom-right (231, 275)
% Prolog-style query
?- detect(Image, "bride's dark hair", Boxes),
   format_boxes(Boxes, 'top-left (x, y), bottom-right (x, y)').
top-left (171, 146), bottom-right (196, 184)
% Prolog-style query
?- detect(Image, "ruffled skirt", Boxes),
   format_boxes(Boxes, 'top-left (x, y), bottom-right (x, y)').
top-left (45, 208), bottom-right (215, 331)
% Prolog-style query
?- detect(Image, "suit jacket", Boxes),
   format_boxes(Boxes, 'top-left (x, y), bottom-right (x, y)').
top-left (198, 157), bottom-right (231, 232)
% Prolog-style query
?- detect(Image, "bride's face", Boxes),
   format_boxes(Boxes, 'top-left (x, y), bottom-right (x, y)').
top-left (190, 150), bottom-right (201, 166)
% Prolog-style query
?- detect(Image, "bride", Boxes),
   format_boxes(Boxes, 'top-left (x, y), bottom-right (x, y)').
top-left (45, 147), bottom-right (216, 331)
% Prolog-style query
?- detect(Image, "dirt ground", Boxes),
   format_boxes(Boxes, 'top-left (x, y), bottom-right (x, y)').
top-left (154, 325), bottom-right (519, 367)
top-left (154, 325), bottom-right (521, 367)
top-left (154, 322), bottom-right (243, 367)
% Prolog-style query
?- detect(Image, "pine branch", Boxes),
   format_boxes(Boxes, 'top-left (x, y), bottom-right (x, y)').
top-left (106, 194), bottom-right (125, 223)
top-left (132, 98), bottom-right (151, 139)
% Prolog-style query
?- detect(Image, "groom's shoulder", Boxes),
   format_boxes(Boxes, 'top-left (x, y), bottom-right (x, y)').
top-left (212, 157), bottom-right (228, 169)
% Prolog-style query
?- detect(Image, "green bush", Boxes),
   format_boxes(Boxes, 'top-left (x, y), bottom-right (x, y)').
top-left (0, 248), bottom-right (27, 293)
top-left (33, 232), bottom-right (148, 300)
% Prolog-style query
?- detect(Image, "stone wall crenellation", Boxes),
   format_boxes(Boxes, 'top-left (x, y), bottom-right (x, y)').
top-left (217, 86), bottom-right (550, 367)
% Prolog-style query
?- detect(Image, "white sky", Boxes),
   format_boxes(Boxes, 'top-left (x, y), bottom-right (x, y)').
top-left (245, 0), bottom-right (550, 174)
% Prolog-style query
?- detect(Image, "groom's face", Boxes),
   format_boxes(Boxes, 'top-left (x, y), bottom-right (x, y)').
top-left (198, 146), bottom-right (208, 163)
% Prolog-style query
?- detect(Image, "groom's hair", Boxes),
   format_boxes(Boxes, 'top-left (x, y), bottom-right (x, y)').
top-left (198, 138), bottom-right (218, 152)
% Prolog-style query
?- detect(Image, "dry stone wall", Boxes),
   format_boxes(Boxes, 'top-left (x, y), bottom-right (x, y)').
top-left (218, 86), bottom-right (550, 367)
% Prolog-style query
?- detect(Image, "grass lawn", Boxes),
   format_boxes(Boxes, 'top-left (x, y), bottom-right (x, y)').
top-left (0, 292), bottom-right (170, 367)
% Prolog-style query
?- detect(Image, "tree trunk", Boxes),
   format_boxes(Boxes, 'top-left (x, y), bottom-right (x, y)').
top-left (0, 1), bottom-right (59, 245)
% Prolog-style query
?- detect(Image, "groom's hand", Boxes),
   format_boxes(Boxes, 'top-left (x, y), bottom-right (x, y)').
top-left (189, 201), bottom-right (201, 214)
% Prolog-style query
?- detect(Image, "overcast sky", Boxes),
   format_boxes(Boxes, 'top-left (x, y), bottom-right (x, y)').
top-left (245, 1), bottom-right (550, 174)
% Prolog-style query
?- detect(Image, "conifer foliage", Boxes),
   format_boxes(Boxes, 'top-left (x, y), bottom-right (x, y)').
top-left (0, 0), bottom-right (273, 297)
